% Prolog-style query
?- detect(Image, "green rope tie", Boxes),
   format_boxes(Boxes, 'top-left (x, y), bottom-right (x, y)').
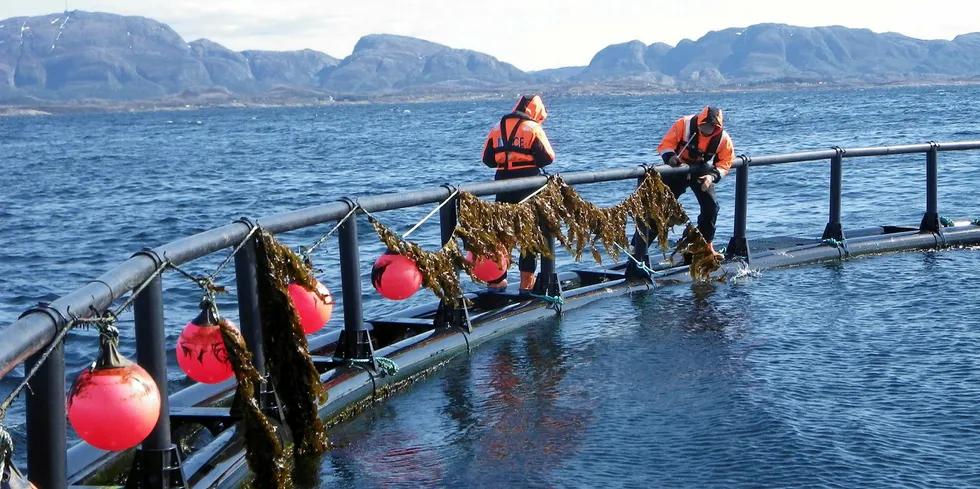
top-left (613, 242), bottom-right (661, 278)
top-left (374, 357), bottom-right (399, 376)
top-left (820, 237), bottom-right (850, 258)
top-left (939, 216), bottom-right (955, 227)
top-left (331, 356), bottom-right (399, 376)
top-left (820, 238), bottom-right (845, 248)
top-left (528, 292), bottom-right (564, 306)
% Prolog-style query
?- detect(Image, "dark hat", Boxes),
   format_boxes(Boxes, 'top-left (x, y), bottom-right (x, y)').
top-left (703, 106), bottom-right (721, 127)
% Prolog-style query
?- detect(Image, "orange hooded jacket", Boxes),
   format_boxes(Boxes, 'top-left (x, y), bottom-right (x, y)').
top-left (658, 106), bottom-right (735, 181)
top-left (482, 95), bottom-right (556, 178)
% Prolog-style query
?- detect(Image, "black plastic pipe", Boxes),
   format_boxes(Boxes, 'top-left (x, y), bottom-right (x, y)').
top-left (727, 158), bottom-right (751, 259)
top-left (337, 200), bottom-right (367, 359)
top-left (233, 234), bottom-right (265, 375)
top-left (920, 146), bottom-right (940, 233)
top-left (25, 339), bottom-right (66, 489)
top-left (822, 151), bottom-right (845, 241)
top-left (133, 273), bottom-right (171, 451)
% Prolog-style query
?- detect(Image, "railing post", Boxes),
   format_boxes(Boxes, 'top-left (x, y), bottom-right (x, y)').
top-left (726, 156), bottom-right (751, 262)
top-left (232, 219), bottom-right (265, 376)
top-left (919, 143), bottom-right (941, 233)
top-left (822, 148), bottom-right (845, 241)
top-left (434, 185), bottom-right (470, 332)
top-left (533, 223), bottom-right (561, 299)
top-left (127, 250), bottom-right (186, 489)
top-left (334, 198), bottom-right (373, 361)
top-left (22, 305), bottom-right (67, 489)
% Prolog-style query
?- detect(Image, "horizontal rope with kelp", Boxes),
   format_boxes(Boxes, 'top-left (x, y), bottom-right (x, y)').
top-left (371, 168), bottom-right (723, 307)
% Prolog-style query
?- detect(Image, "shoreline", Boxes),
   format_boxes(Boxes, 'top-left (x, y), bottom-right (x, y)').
top-left (3, 79), bottom-right (979, 117)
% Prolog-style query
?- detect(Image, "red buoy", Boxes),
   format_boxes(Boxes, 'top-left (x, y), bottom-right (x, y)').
top-left (67, 333), bottom-right (161, 452)
top-left (176, 304), bottom-right (234, 384)
top-left (288, 279), bottom-right (334, 334)
top-left (466, 250), bottom-right (510, 283)
top-left (372, 250), bottom-right (422, 300)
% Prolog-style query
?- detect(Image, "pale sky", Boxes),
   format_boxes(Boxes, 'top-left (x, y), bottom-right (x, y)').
top-left (2, 0), bottom-right (977, 71)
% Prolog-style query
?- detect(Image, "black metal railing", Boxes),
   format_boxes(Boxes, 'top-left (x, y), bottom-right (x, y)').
top-left (1, 140), bottom-right (979, 489)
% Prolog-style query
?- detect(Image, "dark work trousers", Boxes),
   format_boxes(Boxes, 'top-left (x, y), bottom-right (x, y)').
top-left (663, 172), bottom-right (719, 243)
top-left (495, 188), bottom-right (538, 273)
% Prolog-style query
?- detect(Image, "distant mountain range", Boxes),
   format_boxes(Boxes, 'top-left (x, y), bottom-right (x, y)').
top-left (2, 10), bottom-right (980, 109)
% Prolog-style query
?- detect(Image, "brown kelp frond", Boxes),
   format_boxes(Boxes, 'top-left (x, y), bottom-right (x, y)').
top-left (456, 185), bottom-right (554, 262)
top-left (672, 224), bottom-right (723, 282)
top-left (219, 319), bottom-right (291, 489)
top-left (384, 168), bottom-right (722, 299)
top-left (254, 231), bottom-right (329, 456)
top-left (620, 170), bottom-right (688, 255)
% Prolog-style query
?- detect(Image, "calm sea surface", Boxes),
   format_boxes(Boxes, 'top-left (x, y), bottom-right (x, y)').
top-left (2, 85), bottom-right (979, 487)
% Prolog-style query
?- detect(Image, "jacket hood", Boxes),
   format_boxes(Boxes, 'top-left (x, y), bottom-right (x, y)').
top-left (514, 94), bottom-right (548, 123)
top-left (697, 106), bottom-right (723, 130)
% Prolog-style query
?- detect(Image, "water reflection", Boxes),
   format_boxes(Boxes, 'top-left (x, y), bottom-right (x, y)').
top-left (456, 322), bottom-right (593, 487)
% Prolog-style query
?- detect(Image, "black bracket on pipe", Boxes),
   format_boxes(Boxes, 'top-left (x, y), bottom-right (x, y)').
top-left (18, 301), bottom-right (71, 332)
top-left (229, 377), bottom-right (288, 423)
top-left (339, 196), bottom-right (359, 213)
top-left (234, 216), bottom-right (258, 236)
top-left (132, 247), bottom-right (166, 268)
top-left (124, 445), bottom-right (186, 489)
top-left (434, 299), bottom-right (472, 334)
top-left (333, 329), bottom-right (377, 363)
top-left (235, 216), bottom-right (257, 229)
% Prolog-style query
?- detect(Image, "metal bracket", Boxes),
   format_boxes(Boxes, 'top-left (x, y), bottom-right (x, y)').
top-left (333, 328), bottom-right (376, 365)
top-left (234, 216), bottom-right (257, 230)
top-left (434, 299), bottom-right (471, 334)
top-left (132, 248), bottom-right (166, 268)
top-left (725, 237), bottom-right (751, 264)
top-left (18, 302), bottom-right (70, 333)
top-left (124, 445), bottom-right (187, 489)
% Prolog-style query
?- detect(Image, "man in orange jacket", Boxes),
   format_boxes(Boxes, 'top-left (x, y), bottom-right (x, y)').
top-left (658, 106), bottom-right (734, 260)
top-left (481, 94), bottom-right (556, 294)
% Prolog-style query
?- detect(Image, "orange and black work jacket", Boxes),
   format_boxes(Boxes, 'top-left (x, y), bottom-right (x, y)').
top-left (658, 106), bottom-right (735, 182)
top-left (482, 95), bottom-right (556, 179)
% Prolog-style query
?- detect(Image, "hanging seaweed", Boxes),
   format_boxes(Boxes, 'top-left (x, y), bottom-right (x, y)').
top-left (370, 217), bottom-right (470, 307)
top-left (672, 224), bottom-right (723, 281)
top-left (456, 184), bottom-right (554, 265)
top-left (391, 167), bottom-right (721, 297)
top-left (253, 231), bottom-right (329, 456)
top-left (219, 319), bottom-right (291, 489)
top-left (622, 169), bottom-right (689, 255)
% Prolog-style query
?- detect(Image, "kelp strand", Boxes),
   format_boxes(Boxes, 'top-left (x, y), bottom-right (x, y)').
top-left (672, 224), bottom-right (724, 282)
top-left (253, 231), bottom-right (329, 456)
top-left (371, 169), bottom-right (721, 306)
top-left (219, 319), bottom-right (291, 489)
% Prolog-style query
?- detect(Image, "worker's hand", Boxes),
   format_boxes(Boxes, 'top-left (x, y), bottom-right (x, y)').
top-left (666, 155), bottom-right (681, 167)
top-left (699, 175), bottom-right (714, 192)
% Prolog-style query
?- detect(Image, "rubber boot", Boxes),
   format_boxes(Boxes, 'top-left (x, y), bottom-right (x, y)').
top-left (519, 272), bottom-right (536, 296)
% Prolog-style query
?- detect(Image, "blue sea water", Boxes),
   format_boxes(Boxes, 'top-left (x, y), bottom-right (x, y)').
top-left (1, 85), bottom-right (980, 486)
